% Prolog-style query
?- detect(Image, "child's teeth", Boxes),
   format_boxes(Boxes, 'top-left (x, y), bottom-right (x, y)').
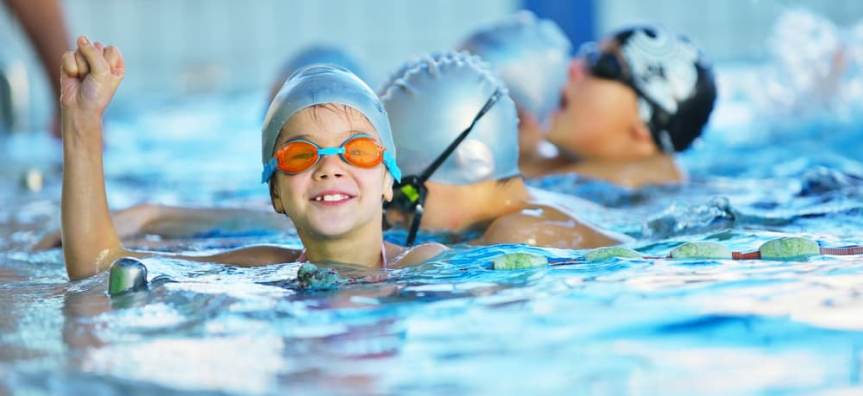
top-left (317, 194), bottom-right (347, 202)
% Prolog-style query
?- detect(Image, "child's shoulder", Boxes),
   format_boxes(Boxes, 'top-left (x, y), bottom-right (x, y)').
top-left (387, 242), bottom-right (448, 268)
top-left (481, 204), bottom-right (572, 245)
top-left (483, 203), bottom-right (630, 249)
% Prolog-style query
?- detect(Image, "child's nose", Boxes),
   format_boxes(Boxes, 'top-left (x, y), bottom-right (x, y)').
top-left (312, 154), bottom-right (346, 179)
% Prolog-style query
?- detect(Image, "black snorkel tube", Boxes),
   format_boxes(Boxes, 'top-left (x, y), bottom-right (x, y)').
top-left (386, 88), bottom-right (503, 246)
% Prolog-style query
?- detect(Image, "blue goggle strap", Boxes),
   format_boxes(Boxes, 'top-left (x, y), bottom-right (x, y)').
top-left (382, 151), bottom-right (401, 183)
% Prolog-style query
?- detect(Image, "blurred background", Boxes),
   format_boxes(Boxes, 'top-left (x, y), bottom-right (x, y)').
top-left (2, 0), bottom-right (863, 132)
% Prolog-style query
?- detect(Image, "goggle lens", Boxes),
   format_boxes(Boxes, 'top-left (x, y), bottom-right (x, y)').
top-left (277, 141), bottom-right (320, 174)
top-left (273, 136), bottom-right (386, 175)
top-left (343, 137), bottom-right (384, 168)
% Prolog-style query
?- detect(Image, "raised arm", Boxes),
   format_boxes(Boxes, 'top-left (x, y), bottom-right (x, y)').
top-left (60, 36), bottom-right (130, 280)
top-left (59, 37), bottom-right (300, 280)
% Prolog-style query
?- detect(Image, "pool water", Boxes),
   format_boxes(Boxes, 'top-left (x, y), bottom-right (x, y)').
top-left (2, 62), bottom-right (863, 396)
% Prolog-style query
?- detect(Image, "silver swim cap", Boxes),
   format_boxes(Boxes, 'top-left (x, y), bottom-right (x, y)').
top-left (459, 11), bottom-right (571, 127)
top-left (261, 64), bottom-right (400, 183)
top-left (380, 51), bottom-right (520, 185)
top-left (277, 45), bottom-right (369, 87)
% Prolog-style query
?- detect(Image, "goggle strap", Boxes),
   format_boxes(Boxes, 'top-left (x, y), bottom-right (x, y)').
top-left (261, 157), bottom-right (278, 183)
top-left (406, 210), bottom-right (422, 246)
top-left (382, 151), bottom-right (402, 183)
top-left (405, 190), bottom-right (426, 246)
top-left (419, 88), bottom-right (503, 182)
top-left (628, 82), bottom-right (675, 153)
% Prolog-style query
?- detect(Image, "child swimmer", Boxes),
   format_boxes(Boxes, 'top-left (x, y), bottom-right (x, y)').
top-left (460, 16), bottom-right (717, 187)
top-left (60, 36), bottom-right (445, 281)
top-left (379, 51), bottom-right (630, 248)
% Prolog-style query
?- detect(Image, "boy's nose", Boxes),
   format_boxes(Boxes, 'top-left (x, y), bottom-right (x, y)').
top-left (312, 154), bottom-right (346, 179)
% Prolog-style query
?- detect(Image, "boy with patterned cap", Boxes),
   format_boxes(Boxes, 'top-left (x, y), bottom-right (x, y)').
top-left (379, 51), bottom-right (628, 248)
top-left (59, 36), bottom-right (443, 280)
top-left (458, 11), bottom-right (572, 177)
top-left (545, 25), bottom-right (717, 187)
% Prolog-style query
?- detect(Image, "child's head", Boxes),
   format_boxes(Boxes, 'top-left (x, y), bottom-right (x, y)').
top-left (261, 65), bottom-right (400, 239)
top-left (547, 25), bottom-right (717, 160)
top-left (379, 51), bottom-right (520, 241)
top-left (459, 11), bottom-right (571, 153)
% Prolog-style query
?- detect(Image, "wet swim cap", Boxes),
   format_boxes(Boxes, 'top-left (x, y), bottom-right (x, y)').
top-left (459, 11), bottom-right (571, 127)
top-left (277, 45), bottom-right (369, 86)
top-left (377, 50), bottom-right (457, 96)
top-left (261, 64), bottom-right (399, 183)
top-left (613, 25), bottom-right (717, 152)
top-left (380, 51), bottom-right (520, 185)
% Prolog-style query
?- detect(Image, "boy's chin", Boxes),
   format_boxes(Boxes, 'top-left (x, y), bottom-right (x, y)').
top-left (307, 223), bottom-right (354, 239)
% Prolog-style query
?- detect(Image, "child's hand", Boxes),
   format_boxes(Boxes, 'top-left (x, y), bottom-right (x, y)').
top-left (60, 36), bottom-right (124, 119)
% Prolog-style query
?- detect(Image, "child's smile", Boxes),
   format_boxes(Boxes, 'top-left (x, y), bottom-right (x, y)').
top-left (272, 106), bottom-right (391, 239)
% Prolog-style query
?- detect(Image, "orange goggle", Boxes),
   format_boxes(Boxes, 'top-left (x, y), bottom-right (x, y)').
top-left (261, 134), bottom-right (401, 183)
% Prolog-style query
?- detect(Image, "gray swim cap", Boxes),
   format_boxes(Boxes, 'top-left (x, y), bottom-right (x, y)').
top-left (459, 11), bottom-right (571, 127)
top-left (380, 51), bottom-right (520, 185)
top-left (261, 64), bottom-right (399, 183)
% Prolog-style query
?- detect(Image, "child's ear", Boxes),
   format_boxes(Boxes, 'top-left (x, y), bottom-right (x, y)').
top-left (383, 173), bottom-right (394, 202)
top-left (269, 181), bottom-right (285, 214)
top-left (630, 120), bottom-right (653, 143)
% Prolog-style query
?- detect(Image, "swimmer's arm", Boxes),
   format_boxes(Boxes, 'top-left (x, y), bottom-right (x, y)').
top-left (78, 245), bottom-right (299, 273)
top-left (166, 245), bottom-right (301, 267)
top-left (33, 204), bottom-right (290, 250)
top-left (60, 36), bottom-right (129, 280)
top-left (133, 205), bottom-right (290, 238)
top-left (4, 0), bottom-right (70, 137)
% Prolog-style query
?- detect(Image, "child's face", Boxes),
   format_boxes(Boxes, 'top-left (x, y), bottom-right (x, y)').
top-left (271, 106), bottom-right (393, 239)
top-left (546, 58), bottom-right (641, 160)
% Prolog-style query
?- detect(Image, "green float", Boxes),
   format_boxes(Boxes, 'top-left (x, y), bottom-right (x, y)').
top-left (492, 253), bottom-right (549, 270)
top-left (584, 246), bottom-right (642, 261)
top-left (670, 241), bottom-right (733, 259)
top-left (759, 237), bottom-right (820, 260)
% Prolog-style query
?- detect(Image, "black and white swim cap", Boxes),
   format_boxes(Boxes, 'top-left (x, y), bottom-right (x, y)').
top-left (613, 25), bottom-right (717, 152)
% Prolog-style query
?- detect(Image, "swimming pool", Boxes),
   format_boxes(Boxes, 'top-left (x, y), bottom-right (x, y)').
top-left (2, 61), bottom-right (863, 396)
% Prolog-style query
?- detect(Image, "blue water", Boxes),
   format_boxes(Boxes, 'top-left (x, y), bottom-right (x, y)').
top-left (2, 60), bottom-right (863, 395)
